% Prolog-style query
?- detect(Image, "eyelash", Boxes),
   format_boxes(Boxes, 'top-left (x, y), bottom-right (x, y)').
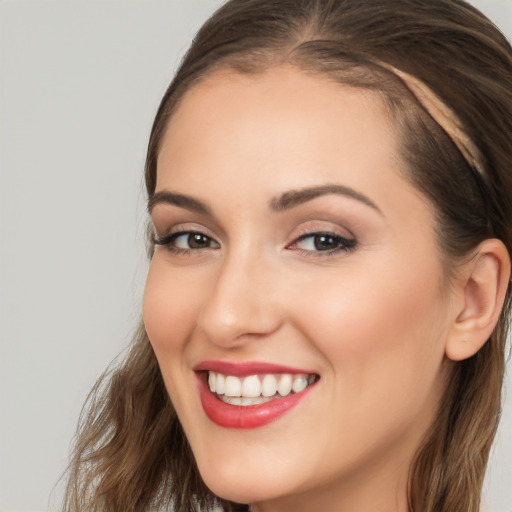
top-left (153, 230), bottom-right (357, 257)
top-left (288, 231), bottom-right (357, 257)
top-left (153, 231), bottom-right (220, 256)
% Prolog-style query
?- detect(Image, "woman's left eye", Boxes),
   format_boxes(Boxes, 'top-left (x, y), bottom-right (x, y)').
top-left (289, 232), bottom-right (357, 254)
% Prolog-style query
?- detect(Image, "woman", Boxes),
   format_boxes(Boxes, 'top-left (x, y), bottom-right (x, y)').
top-left (63, 1), bottom-right (512, 511)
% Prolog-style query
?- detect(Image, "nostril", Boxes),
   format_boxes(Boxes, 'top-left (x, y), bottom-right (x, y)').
top-left (196, 256), bottom-right (284, 348)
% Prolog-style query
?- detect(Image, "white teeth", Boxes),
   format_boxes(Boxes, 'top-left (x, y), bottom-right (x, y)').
top-left (225, 375), bottom-right (242, 397)
top-left (277, 374), bottom-right (292, 396)
top-left (208, 371), bottom-right (316, 403)
top-left (223, 396), bottom-right (242, 405)
top-left (208, 372), bottom-right (216, 392)
top-left (221, 395), bottom-right (274, 406)
top-left (292, 375), bottom-right (308, 393)
top-left (216, 373), bottom-right (226, 395)
top-left (241, 396), bottom-right (261, 405)
top-left (262, 374), bottom-right (278, 397)
top-left (242, 375), bottom-right (261, 397)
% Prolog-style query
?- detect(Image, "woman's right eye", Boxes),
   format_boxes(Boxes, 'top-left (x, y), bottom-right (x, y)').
top-left (154, 231), bottom-right (220, 253)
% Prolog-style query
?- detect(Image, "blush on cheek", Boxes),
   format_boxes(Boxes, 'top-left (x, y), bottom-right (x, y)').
top-left (296, 265), bottom-right (447, 389)
top-left (143, 266), bottom-right (179, 353)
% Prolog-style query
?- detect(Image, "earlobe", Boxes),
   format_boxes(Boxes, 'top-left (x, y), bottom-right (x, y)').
top-left (445, 239), bottom-right (511, 362)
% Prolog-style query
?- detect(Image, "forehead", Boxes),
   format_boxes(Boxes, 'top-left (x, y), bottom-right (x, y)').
top-left (154, 65), bottom-right (440, 268)
top-left (157, 66), bottom-right (401, 191)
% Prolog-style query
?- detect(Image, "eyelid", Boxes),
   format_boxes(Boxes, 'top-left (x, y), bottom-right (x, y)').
top-left (153, 221), bottom-right (217, 240)
top-left (285, 221), bottom-right (358, 256)
top-left (152, 222), bottom-right (221, 254)
top-left (287, 220), bottom-right (355, 243)
top-left (155, 230), bottom-right (219, 245)
top-left (289, 231), bottom-right (356, 251)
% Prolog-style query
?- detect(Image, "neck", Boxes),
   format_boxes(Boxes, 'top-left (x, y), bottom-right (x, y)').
top-left (248, 446), bottom-right (412, 512)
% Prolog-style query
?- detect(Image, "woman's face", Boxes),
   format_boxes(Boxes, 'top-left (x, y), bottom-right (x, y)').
top-left (144, 66), bottom-right (454, 510)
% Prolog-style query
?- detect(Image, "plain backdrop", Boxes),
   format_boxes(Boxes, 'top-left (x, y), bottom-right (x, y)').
top-left (1, 1), bottom-right (511, 511)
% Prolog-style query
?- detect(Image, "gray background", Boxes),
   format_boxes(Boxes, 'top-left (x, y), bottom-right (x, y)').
top-left (1, 1), bottom-right (511, 511)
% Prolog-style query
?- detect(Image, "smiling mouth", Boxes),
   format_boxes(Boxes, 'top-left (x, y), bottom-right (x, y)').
top-left (207, 372), bottom-right (318, 406)
top-left (194, 361), bottom-right (320, 428)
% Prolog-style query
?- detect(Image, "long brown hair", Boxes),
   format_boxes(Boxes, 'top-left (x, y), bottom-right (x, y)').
top-left (62, 1), bottom-right (512, 511)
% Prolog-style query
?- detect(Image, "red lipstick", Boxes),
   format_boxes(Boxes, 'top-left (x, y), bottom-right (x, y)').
top-left (194, 361), bottom-right (318, 429)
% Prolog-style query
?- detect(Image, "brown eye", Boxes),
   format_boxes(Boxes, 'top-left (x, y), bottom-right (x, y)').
top-left (313, 234), bottom-right (339, 251)
top-left (154, 231), bottom-right (220, 251)
top-left (172, 232), bottom-right (219, 250)
top-left (187, 233), bottom-right (212, 249)
top-left (291, 231), bottom-right (357, 254)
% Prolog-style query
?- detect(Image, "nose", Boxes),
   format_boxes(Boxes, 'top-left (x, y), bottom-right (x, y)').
top-left (197, 249), bottom-right (283, 348)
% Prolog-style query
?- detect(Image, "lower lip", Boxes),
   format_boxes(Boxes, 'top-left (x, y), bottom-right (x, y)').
top-left (197, 374), bottom-right (316, 429)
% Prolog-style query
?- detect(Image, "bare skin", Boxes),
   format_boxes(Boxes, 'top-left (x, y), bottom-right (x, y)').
top-left (143, 66), bottom-right (509, 512)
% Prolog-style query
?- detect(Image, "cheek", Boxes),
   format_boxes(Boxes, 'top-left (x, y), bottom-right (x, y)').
top-left (143, 255), bottom-right (203, 369)
top-left (143, 255), bottom-right (211, 430)
top-left (288, 256), bottom-right (449, 417)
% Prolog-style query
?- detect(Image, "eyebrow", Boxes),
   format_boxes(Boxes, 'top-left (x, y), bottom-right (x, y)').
top-left (269, 184), bottom-right (382, 214)
top-left (148, 184), bottom-right (382, 216)
top-left (148, 190), bottom-right (211, 215)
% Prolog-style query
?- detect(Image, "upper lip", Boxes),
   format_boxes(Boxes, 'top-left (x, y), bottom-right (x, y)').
top-left (193, 360), bottom-right (318, 377)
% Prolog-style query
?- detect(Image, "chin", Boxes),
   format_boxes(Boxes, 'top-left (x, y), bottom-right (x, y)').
top-left (202, 474), bottom-right (281, 506)
top-left (196, 454), bottom-right (299, 506)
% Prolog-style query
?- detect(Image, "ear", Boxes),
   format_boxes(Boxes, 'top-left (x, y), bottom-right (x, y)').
top-left (445, 239), bottom-right (511, 362)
